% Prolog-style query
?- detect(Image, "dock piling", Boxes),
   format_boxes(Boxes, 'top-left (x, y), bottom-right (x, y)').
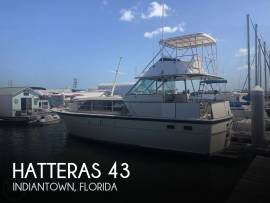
top-left (251, 86), bottom-right (266, 147)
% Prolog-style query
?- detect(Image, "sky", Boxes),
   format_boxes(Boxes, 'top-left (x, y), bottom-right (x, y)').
top-left (0, 0), bottom-right (270, 90)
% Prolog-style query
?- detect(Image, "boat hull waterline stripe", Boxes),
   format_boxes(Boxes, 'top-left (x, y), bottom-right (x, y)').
top-left (57, 111), bottom-right (232, 125)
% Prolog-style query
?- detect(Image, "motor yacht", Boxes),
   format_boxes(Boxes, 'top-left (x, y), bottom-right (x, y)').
top-left (57, 33), bottom-right (233, 155)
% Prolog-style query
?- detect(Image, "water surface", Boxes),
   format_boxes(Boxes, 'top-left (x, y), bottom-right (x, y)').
top-left (0, 122), bottom-right (252, 202)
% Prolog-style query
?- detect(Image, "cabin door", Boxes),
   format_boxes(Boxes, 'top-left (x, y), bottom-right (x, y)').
top-left (21, 98), bottom-right (32, 111)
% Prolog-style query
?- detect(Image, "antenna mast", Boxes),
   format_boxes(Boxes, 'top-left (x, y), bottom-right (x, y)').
top-left (161, 0), bottom-right (165, 58)
top-left (111, 57), bottom-right (122, 96)
top-left (264, 41), bottom-right (267, 94)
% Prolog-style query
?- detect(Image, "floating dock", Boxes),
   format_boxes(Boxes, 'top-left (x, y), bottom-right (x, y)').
top-left (228, 155), bottom-right (270, 203)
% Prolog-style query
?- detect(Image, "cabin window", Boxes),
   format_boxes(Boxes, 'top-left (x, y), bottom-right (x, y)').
top-left (77, 100), bottom-right (124, 112)
top-left (163, 80), bottom-right (176, 94)
top-left (34, 98), bottom-right (39, 105)
top-left (23, 90), bottom-right (29, 96)
top-left (113, 101), bottom-right (123, 111)
top-left (93, 100), bottom-right (112, 111)
top-left (79, 101), bottom-right (92, 111)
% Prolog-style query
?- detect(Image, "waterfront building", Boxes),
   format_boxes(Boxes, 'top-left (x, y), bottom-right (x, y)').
top-left (0, 87), bottom-right (41, 117)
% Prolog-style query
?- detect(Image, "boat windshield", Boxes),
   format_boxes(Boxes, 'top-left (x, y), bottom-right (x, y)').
top-left (129, 79), bottom-right (176, 95)
top-left (127, 77), bottom-right (229, 103)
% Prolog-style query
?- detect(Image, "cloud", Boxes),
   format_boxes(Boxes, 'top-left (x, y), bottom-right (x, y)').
top-left (237, 64), bottom-right (254, 71)
top-left (102, 0), bottom-right (108, 6)
top-left (141, 2), bottom-right (170, 19)
top-left (120, 9), bottom-right (135, 22)
top-left (144, 23), bottom-right (185, 38)
top-left (237, 65), bottom-right (248, 70)
top-left (235, 48), bottom-right (248, 57)
top-left (119, 2), bottom-right (172, 22)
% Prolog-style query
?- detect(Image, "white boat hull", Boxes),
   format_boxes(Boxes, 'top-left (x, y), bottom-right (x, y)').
top-left (59, 111), bottom-right (232, 155)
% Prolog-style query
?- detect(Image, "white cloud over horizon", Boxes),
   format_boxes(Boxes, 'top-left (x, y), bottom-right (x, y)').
top-left (102, 0), bottom-right (108, 6)
top-left (144, 23), bottom-right (185, 38)
top-left (237, 64), bottom-right (254, 71)
top-left (235, 47), bottom-right (255, 57)
top-left (235, 48), bottom-right (248, 57)
top-left (119, 1), bottom-right (172, 22)
top-left (141, 2), bottom-right (170, 19)
top-left (120, 9), bottom-right (135, 22)
top-left (237, 64), bottom-right (248, 70)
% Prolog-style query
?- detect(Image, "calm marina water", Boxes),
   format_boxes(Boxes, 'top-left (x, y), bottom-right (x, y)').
top-left (0, 121), bottom-right (253, 202)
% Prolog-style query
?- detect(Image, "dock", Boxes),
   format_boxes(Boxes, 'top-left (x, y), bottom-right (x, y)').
top-left (227, 155), bottom-right (270, 203)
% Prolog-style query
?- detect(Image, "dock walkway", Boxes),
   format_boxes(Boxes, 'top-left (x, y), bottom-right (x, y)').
top-left (227, 155), bottom-right (270, 203)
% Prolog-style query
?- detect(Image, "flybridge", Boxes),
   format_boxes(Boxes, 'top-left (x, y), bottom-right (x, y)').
top-left (137, 32), bottom-right (220, 80)
top-left (137, 33), bottom-right (222, 80)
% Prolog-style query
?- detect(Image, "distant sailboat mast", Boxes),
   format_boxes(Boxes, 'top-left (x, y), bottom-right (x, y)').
top-left (246, 14), bottom-right (251, 95)
top-left (246, 14), bottom-right (270, 94)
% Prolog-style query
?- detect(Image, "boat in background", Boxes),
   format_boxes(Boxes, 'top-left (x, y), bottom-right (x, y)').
top-left (36, 113), bottom-right (61, 125)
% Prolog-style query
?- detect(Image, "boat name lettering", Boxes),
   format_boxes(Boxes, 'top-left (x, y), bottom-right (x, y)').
top-left (12, 162), bottom-right (130, 179)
